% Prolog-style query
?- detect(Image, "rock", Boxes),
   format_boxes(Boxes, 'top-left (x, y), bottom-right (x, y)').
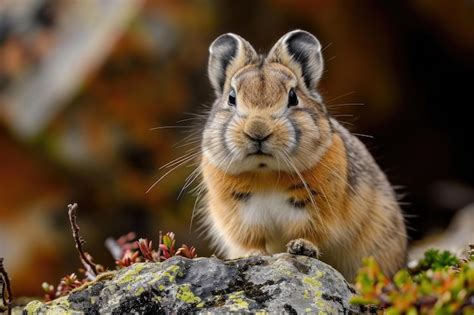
top-left (409, 204), bottom-right (474, 263)
top-left (23, 254), bottom-right (363, 314)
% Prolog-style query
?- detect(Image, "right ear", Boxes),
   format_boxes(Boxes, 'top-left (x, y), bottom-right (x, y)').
top-left (266, 30), bottom-right (324, 92)
top-left (208, 33), bottom-right (258, 96)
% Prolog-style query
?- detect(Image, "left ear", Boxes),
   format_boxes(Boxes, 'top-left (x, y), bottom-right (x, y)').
top-left (266, 30), bottom-right (324, 91)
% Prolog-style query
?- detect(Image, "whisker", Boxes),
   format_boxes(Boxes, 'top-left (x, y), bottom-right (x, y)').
top-left (146, 155), bottom-right (196, 194)
top-left (294, 143), bottom-right (358, 195)
top-left (149, 125), bottom-right (193, 131)
top-left (352, 133), bottom-right (374, 139)
top-left (173, 132), bottom-right (202, 148)
top-left (321, 42), bottom-right (333, 52)
top-left (281, 151), bottom-right (317, 210)
top-left (327, 103), bottom-right (364, 108)
top-left (325, 91), bottom-right (355, 103)
top-left (159, 152), bottom-right (199, 170)
top-left (331, 114), bottom-right (354, 118)
top-left (338, 121), bottom-right (354, 127)
top-left (189, 185), bottom-right (205, 234)
top-left (177, 166), bottom-right (202, 200)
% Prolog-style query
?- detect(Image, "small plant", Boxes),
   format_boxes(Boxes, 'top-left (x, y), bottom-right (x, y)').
top-left (160, 232), bottom-right (176, 260)
top-left (136, 231), bottom-right (198, 262)
top-left (137, 238), bottom-right (156, 262)
top-left (115, 250), bottom-right (141, 268)
top-left (351, 246), bottom-right (474, 314)
top-left (41, 203), bottom-right (198, 301)
top-left (41, 282), bottom-right (56, 302)
top-left (176, 244), bottom-right (198, 259)
top-left (415, 249), bottom-right (459, 272)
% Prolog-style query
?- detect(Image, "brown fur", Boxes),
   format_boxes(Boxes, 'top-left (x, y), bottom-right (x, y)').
top-left (200, 31), bottom-right (407, 281)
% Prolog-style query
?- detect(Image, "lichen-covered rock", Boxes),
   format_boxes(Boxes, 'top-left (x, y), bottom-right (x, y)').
top-left (23, 254), bottom-right (363, 314)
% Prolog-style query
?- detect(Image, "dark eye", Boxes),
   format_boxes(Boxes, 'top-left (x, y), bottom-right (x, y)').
top-left (228, 88), bottom-right (236, 107)
top-left (288, 88), bottom-right (298, 107)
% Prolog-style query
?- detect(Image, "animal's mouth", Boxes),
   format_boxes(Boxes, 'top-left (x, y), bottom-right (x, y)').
top-left (247, 149), bottom-right (272, 157)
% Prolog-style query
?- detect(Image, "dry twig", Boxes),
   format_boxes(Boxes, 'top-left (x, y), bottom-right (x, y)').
top-left (0, 258), bottom-right (12, 314)
top-left (158, 230), bottom-right (163, 263)
top-left (68, 203), bottom-right (99, 279)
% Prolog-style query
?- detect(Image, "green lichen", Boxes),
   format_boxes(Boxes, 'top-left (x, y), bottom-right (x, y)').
top-left (162, 264), bottom-right (181, 282)
top-left (301, 270), bottom-right (336, 313)
top-left (303, 289), bottom-right (310, 299)
top-left (176, 284), bottom-right (201, 304)
top-left (50, 296), bottom-right (70, 307)
top-left (149, 264), bottom-right (181, 287)
top-left (303, 270), bottom-right (323, 288)
top-left (24, 300), bottom-right (44, 314)
top-left (134, 286), bottom-right (145, 296)
top-left (148, 264), bottom-right (183, 298)
top-left (274, 262), bottom-right (294, 277)
top-left (314, 291), bottom-right (337, 314)
top-left (25, 296), bottom-right (72, 315)
top-left (226, 291), bottom-right (250, 311)
top-left (313, 290), bottom-right (325, 309)
top-left (117, 263), bottom-right (146, 284)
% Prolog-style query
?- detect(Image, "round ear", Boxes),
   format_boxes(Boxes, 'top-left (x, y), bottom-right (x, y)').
top-left (266, 30), bottom-right (323, 91)
top-left (208, 33), bottom-right (258, 96)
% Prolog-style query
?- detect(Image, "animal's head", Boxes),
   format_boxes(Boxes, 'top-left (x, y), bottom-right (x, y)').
top-left (202, 30), bottom-right (333, 174)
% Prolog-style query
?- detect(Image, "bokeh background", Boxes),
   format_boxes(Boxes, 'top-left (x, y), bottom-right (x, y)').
top-left (1, 0), bottom-right (473, 296)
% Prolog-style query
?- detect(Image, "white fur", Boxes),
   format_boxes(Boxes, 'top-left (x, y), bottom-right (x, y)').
top-left (239, 190), bottom-right (312, 253)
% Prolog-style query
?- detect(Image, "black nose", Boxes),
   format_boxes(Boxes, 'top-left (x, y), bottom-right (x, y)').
top-left (244, 132), bottom-right (272, 142)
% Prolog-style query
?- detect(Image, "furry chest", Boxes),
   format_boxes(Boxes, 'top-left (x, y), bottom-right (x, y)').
top-left (238, 191), bottom-right (312, 252)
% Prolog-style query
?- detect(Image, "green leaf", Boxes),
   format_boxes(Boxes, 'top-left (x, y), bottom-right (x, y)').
top-left (394, 269), bottom-right (412, 288)
top-left (163, 235), bottom-right (172, 248)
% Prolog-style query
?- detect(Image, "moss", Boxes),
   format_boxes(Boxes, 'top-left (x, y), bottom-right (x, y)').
top-left (117, 263), bottom-right (146, 284)
top-left (176, 284), bottom-right (201, 304)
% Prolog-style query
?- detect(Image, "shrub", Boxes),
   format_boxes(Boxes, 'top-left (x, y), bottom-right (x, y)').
top-left (351, 246), bottom-right (474, 314)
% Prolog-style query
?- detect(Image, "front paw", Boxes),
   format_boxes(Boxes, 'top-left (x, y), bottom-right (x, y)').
top-left (286, 239), bottom-right (319, 258)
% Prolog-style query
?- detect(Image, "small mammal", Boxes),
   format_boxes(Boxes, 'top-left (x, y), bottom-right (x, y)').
top-left (199, 30), bottom-right (407, 281)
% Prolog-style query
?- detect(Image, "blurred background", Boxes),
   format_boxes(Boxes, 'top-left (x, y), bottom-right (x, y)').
top-left (0, 0), bottom-right (473, 296)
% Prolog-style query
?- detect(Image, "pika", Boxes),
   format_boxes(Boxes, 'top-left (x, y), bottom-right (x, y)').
top-left (199, 30), bottom-right (407, 281)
